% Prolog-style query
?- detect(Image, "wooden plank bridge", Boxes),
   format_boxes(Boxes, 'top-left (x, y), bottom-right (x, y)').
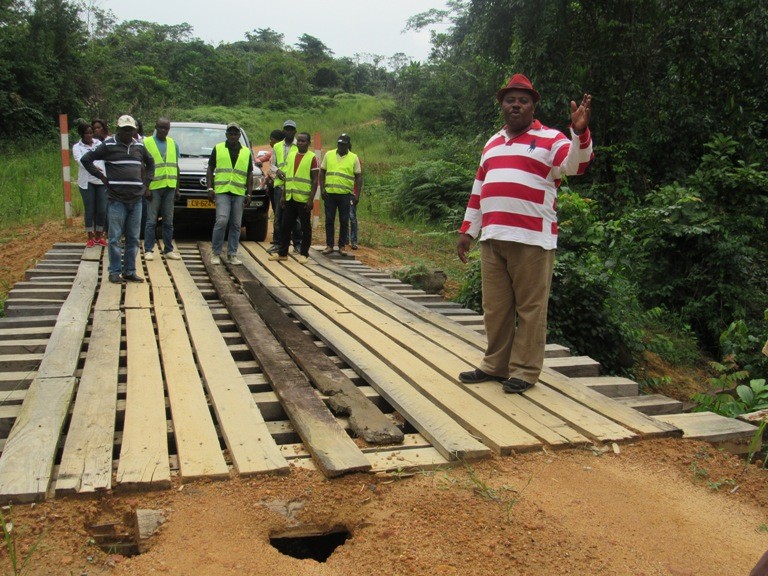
top-left (0, 240), bottom-right (756, 502)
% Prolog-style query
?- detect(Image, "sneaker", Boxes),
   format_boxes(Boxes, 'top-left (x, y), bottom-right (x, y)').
top-left (211, 255), bottom-right (221, 265)
top-left (296, 255), bottom-right (309, 264)
top-left (95, 237), bottom-right (108, 247)
top-left (458, 368), bottom-right (505, 384)
top-left (351, 243), bottom-right (359, 250)
top-left (144, 251), bottom-right (155, 261)
top-left (321, 246), bottom-right (333, 255)
top-left (293, 245), bottom-right (300, 253)
top-left (122, 273), bottom-right (144, 283)
top-left (502, 378), bottom-right (535, 394)
top-left (267, 244), bottom-right (279, 254)
top-left (228, 255), bottom-right (243, 265)
top-left (86, 238), bottom-right (96, 248)
top-left (108, 273), bottom-right (122, 284)
top-left (268, 253), bottom-right (288, 261)
top-left (164, 251), bottom-right (182, 260)
top-left (338, 246), bottom-right (347, 256)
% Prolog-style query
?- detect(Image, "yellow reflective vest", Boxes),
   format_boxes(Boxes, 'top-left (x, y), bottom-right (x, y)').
top-left (284, 150), bottom-right (317, 203)
top-left (273, 140), bottom-right (297, 187)
top-left (213, 143), bottom-right (250, 195)
top-left (324, 151), bottom-right (358, 194)
top-left (144, 136), bottom-right (178, 190)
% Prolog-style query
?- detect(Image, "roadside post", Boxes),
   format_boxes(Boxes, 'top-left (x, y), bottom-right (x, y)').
top-left (313, 132), bottom-right (323, 229)
top-left (59, 114), bottom-right (73, 226)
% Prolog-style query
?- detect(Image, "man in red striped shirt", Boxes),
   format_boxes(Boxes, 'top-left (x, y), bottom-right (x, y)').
top-left (457, 74), bottom-right (593, 394)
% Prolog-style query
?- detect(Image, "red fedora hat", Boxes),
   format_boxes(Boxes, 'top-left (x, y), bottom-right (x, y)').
top-left (496, 73), bottom-right (541, 103)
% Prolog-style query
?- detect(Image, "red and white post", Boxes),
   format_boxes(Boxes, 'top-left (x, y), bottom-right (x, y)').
top-left (59, 114), bottom-right (73, 227)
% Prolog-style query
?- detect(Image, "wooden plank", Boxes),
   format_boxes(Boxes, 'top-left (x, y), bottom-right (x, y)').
top-left (539, 368), bottom-right (681, 438)
top-left (263, 276), bottom-right (537, 455)
top-left (570, 376), bottom-right (639, 398)
top-left (146, 255), bottom-right (229, 481)
top-left (614, 394), bottom-right (683, 415)
top-left (0, 372), bottom-right (36, 392)
top-left (0, 376), bottom-right (77, 501)
top-left (545, 356), bottom-right (601, 378)
top-left (124, 253), bottom-right (150, 309)
top-left (200, 245), bottom-right (371, 477)
top-left (0, 340), bottom-right (49, 354)
top-left (0, 326), bottom-right (54, 339)
top-left (278, 306), bottom-right (490, 461)
top-left (221, 255), bottom-right (403, 444)
top-left (0, 260), bottom-right (99, 501)
top-left (654, 411), bottom-right (759, 452)
top-left (165, 257), bottom-right (288, 476)
top-left (82, 245), bottom-right (102, 262)
top-left (94, 251), bottom-right (122, 312)
top-left (56, 309), bottom-right (121, 493)
top-left (116, 309), bottom-right (171, 489)
top-left (0, 316), bottom-right (58, 329)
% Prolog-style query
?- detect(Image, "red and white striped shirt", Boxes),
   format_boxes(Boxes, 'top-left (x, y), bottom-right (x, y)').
top-left (459, 120), bottom-right (593, 250)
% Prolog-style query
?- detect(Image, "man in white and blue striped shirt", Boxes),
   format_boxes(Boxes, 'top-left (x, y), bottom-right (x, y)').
top-left (81, 114), bottom-right (155, 284)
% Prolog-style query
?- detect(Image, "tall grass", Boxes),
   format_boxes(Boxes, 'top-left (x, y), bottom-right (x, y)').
top-left (0, 145), bottom-right (84, 230)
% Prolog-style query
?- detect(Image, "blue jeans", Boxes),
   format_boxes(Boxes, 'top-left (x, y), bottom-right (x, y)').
top-left (324, 193), bottom-right (351, 248)
top-left (144, 187), bottom-right (175, 253)
top-left (212, 193), bottom-right (244, 256)
top-left (349, 201), bottom-right (358, 245)
top-left (79, 183), bottom-right (108, 232)
top-left (107, 199), bottom-right (142, 275)
top-left (272, 186), bottom-right (302, 248)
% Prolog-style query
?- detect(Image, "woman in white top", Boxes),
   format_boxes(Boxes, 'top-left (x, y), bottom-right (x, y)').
top-left (72, 122), bottom-right (108, 247)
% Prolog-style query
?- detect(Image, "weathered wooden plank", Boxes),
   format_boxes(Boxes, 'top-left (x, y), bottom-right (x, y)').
top-left (124, 253), bottom-right (150, 309)
top-left (0, 260), bottom-right (99, 501)
top-left (614, 394), bottom-right (683, 415)
top-left (94, 251), bottom-right (122, 312)
top-left (56, 309), bottom-right (121, 494)
top-left (165, 257), bottom-right (288, 476)
top-left (82, 245), bottom-right (102, 262)
top-left (545, 356), bottom-right (602, 378)
top-left (116, 309), bottom-right (171, 489)
top-left (0, 376), bottom-right (77, 501)
top-left (200, 245), bottom-right (371, 477)
top-left (0, 326), bottom-right (54, 340)
top-left (252, 252), bottom-right (537, 454)
top-left (570, 376), bottom-right (639, 398)
top-left (0, 340), bottom-right (49, 354)
top-left (146, 254), bottom-right (229, 481)
top-left (539, 368), bottom-right (681, 438)
top-left (7, 289), bottom-right (69, 300)
top-left (654, 411), bottom-right (759, 451)
top-left (0, 316), bottom-right (58, 329)
top-left (221, 254), bottom-right (403, 445)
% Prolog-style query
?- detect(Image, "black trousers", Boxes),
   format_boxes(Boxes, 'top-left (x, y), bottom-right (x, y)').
top-left (278, 198), bottom-right (312, 257)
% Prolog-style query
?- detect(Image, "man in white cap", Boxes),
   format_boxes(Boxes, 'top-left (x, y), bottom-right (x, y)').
top-left (81, 114), bottom-right (155, 283)
top-left (457, 74), bottom-right (593, 394)
top-left (269, 120), bottom-right (302, 253)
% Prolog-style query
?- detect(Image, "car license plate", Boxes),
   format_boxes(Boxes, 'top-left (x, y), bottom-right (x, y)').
top-left (187, 199), bottom-right (215, 208)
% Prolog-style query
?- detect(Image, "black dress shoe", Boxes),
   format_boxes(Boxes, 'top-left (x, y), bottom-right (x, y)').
top-left (122, 273), bottom-right (145, 283)
top-left (502, 378), bottom-right (535, 394)
top-left (108, 273), bottom-right (123, 284)
top-left (458, 368), bottom-right (505, 384)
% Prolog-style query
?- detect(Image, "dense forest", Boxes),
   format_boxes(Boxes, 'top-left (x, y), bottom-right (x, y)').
top-left (2, 0), bottom-right (767, 408)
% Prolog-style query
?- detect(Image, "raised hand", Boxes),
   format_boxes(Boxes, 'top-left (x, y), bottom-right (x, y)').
top-left (570, 93), bottom-right (592, 134)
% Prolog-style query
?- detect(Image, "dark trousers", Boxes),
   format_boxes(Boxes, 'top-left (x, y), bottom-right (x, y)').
top-left (272, 185), bottom-right (302, 248)
top-left (279, 198), bottom-right (312, 257)
top-left (324, 193), bottom-right (351, 248)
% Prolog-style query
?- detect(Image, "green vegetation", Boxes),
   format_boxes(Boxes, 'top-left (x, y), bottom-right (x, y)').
top-left (0, 505), bottom-right (42, 575)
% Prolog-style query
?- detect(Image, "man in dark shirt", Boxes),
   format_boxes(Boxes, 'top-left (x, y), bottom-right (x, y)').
top-left (206, 123), bottom-right (253, 265)
top-left (81, 114), bottom-right (155, 283)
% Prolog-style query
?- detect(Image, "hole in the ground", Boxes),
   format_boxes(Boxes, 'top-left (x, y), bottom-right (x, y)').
top-left (269, 526), bottom-right (351, 562)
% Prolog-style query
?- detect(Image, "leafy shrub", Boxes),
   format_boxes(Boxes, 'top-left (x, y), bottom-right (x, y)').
top-left (693, 379), bottom-right (768, 418)
top-left (382, 160), bottom-right (474, 230)
top-left (455, 253), bottom-right (482, 313)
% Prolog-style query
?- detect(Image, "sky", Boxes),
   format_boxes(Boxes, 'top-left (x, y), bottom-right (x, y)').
top-left (94, 0), bottom-right (452, 62)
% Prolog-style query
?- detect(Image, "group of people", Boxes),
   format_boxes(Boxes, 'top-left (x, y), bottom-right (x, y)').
top-left (265, 119), bottom-right (363, 264)
top-left (72, 114), bottom-right (365, 283)
top-left (74, 115), bottom-right (181, 284)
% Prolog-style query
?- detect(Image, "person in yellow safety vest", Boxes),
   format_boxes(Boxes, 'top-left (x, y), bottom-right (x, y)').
top-left (206, 122), bottom-right (253, 265)
top-left (268, 120), bottom-right (302, 254)
top-left (268, 132), bottom-right (318, 265)
top-left (143, 117), bottom-right (182, 261)
top-left (319, 133), bottom-right (362, 256)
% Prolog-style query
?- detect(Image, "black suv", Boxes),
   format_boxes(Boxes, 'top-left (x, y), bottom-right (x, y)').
top-left (170, 122), bottom-right (269, 241)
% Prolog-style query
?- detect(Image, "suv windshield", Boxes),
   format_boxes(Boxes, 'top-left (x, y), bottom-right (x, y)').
top-left (172, 126), bottom-right (248, 158)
